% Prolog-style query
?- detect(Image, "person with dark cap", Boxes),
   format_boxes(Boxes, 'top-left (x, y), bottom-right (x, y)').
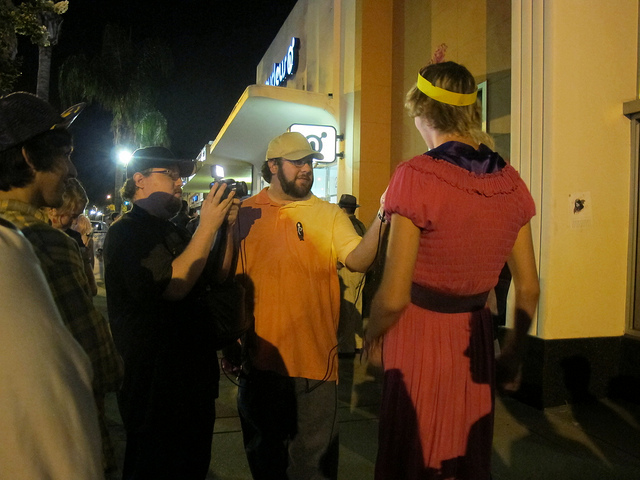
top-left (233, 132), bottom-right (387, 480)
top-left (103, 146), bottom-right (240, 480)
top-left (338, 193), bottom-right (366, 235)
top-left (336, 194), bottom-right (366, 357)
top-left (0, 91), bottom-right (123, 476)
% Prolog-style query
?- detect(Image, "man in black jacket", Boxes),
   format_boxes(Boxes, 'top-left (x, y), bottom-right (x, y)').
top-left (104, 147), bottom-right (239, 480)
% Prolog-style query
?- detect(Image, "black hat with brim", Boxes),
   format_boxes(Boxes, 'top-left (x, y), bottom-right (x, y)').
top-left (127, 146), bottom-right (195, 179)
top-left (0, 92), bottom-right (85, 152)
top-left (338, 194), bottom-right (360, 208)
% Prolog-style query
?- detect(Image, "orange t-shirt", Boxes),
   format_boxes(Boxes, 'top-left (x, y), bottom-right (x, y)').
top-left (237, 189), bottom-right (362, 381)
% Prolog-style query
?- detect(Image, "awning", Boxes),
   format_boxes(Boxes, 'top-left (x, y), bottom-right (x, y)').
top-left (183, 84), bottom-right (337, 193)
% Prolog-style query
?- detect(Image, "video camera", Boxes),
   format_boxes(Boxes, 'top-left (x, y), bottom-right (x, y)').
top-left (210, 179), bottom-right (249, 200)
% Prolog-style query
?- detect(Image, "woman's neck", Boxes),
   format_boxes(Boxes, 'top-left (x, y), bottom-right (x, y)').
top-left (428, 132), bottom-right (479, 151)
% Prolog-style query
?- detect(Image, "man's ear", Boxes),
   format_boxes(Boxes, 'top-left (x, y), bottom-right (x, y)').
top-left (21, 147), bottom-right (36, 171)
top-left (269, 159), bottom-right (279, 174)
top-left (133, 172), bottom-right (145, 188)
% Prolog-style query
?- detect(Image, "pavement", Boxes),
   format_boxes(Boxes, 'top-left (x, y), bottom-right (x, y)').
top-left (94, 284), bottom-right (640, 480)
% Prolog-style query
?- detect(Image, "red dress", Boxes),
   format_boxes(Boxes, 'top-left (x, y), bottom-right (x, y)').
top-left (376, 146), bottom-right (535, 480)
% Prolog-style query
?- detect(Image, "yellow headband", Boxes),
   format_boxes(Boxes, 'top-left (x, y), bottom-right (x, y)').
top-left (416, 73), bottom-right (477, 106)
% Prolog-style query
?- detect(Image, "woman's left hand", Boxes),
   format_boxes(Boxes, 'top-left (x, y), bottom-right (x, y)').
top-left (362, 333), bottom-right (383, 367)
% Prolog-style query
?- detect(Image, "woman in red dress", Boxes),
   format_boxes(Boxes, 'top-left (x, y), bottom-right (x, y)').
top-left (365, 61), bottom-right (540, 479)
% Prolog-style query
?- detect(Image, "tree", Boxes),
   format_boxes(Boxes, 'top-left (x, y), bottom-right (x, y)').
top-left (59, 24), bottom-right (174, 210)
top-left (11, 0), bottom-right (68, 100)
top-left (0, 0), bottom-right (21, 94)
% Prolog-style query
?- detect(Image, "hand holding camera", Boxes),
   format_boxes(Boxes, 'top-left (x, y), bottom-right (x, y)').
top-left (210, 179), bottom-right (246, 226)
top-left (210, 179), bottom-right (248, 201)
top-left (198, 182), bottom-right (235, 236)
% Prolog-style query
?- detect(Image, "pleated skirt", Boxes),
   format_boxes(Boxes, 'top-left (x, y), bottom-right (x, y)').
top-left (375, 304), bottom-right (495, 480)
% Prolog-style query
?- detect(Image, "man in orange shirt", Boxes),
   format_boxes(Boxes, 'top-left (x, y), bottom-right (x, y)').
top-left (234, 132), bottom-right (387, 479)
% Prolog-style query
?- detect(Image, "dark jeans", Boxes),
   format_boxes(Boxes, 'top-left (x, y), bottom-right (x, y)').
top-left (237, 369), bottom-right (339, 480)
top-left (119, 390), bottom-right (216, 480)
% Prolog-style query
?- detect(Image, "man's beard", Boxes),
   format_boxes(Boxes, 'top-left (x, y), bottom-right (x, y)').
top-left (278, 167), bottom-right (313, 199)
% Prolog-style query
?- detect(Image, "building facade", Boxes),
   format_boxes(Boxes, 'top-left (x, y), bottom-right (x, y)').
top-left (184, 0), bottom-right (640, 408)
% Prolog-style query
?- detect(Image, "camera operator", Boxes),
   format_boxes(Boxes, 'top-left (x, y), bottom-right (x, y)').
top-left (103, 146), bottom-right (240, 480)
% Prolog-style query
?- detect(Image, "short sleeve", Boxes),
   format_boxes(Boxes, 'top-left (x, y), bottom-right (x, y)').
top-left (518, 177), bottom-right (537, 226)
top-left (385, 160), bottom-right (430, 228)
top-left (333, 208), bottom-right (362, 264)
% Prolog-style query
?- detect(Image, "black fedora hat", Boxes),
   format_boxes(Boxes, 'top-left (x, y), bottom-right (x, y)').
top-left (0, 92), bottom-right (85, 152)
top-left (127, 146), bottom-right (195, 179)
top-left (338, 194), bottom-right (359, 208)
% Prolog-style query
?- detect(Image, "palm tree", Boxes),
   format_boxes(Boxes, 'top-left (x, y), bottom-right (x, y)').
top-left (59, 24), bottom-right (174, 210)
top-left (35, 7), bottom-right (64, 100)
top-left (8, 0), bottom-right (68, 100)
top-left (0, 0), bottom-right (20, 94)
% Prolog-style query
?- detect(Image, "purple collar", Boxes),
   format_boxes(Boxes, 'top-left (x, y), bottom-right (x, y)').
top-left (426, 141), bottom-right (506, 174)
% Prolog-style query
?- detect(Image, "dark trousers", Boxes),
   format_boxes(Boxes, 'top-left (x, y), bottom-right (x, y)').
top-left (119, 391), bottom-right (216, 480)
top-left (237, 369), bottom-right (339, 480)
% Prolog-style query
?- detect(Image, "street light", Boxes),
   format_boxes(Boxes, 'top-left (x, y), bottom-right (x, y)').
top-left (114, 147), bottom-right (132, 213)
top-left (118, 148), bottom-right (132, 166)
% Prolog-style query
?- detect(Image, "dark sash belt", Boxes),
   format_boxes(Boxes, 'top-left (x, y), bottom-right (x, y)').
top-left (410, 283), bottom-right (489, 314)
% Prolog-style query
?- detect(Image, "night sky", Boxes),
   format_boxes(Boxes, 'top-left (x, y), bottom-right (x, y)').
top-left (14, 0), bottom-right (298, 204)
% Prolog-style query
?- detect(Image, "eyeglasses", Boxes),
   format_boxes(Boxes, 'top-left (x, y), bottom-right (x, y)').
top-left (282, 158), bottom-right (316, 168)
top-left (149, 169), bottom-right (181, 181)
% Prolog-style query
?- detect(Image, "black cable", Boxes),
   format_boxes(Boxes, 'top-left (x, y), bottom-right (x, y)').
top-left (219, 355), bottom-right (242, 387)
top-left (232, 204), bottom-right (387, 391)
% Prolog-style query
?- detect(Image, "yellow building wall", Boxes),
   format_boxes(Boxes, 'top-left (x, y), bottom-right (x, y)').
top-left (536, 1), bottom-right (638, 339)
top-left (256, 0), bottom-right (638, 341)
top-left (391, 0), bottom-right (638, 339)
top-left (355, 0), bottom-right (394, 222)
top-left (393, 0), bottom-right (512, 168)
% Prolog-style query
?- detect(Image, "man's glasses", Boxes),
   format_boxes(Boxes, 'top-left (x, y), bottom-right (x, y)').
top-left (149, 169), bottom-right (181, 181)
top-left (283, 158), bottom-right (316, 168)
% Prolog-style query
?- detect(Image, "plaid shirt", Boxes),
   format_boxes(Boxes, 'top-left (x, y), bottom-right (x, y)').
top-left (0, 200), bottom-right (123, 394)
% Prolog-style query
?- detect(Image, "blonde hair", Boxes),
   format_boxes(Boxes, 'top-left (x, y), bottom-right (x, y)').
top-left (58, 178), bottom-right (89, 214)
top-left (405, 61), bottom-right (493, 149)
top-left (47, 178), bottom-right (88, 222)
top-left (73, 214), bottom-right (93, 246)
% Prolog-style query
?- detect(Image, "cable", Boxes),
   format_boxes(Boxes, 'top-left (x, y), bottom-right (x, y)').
top-left (219, 356), bottom-right (242, 387)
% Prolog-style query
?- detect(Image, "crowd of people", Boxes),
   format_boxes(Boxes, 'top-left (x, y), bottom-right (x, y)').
top-left (0, 58), bottom-right (538, 480)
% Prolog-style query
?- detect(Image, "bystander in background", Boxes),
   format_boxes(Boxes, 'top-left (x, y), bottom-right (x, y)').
top-left (337, 194), bottom-right (366, 357)
top-left (74, 213), bottom-right (96, 270)
top-left (47, 178), bottom-right (98, 296)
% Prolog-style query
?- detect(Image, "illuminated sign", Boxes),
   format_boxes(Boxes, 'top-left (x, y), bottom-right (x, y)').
top-left (289, 124), bottom-right (337, 163)
top-left (265, 37), bottom-right (300, 87)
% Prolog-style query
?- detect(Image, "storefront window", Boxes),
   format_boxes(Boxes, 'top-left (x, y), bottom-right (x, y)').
top-left (311, 163), bottom-right (338, 203)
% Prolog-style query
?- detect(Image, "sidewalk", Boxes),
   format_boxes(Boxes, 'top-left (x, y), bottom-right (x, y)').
top-left (95, 287), bottom-right (640, 479)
